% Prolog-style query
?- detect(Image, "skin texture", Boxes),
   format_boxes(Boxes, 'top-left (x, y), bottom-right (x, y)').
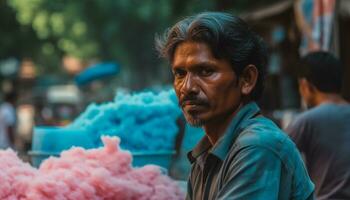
top-left (298, 78), bottom-right (348, 108)
top-left (298, 78), bottom-right (317, 108)
top-left (171, 41), bottom-right (258, 144)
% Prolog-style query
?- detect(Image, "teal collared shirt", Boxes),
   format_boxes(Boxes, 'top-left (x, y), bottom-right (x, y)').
top-left (186, 102), bottom-right (314, 200)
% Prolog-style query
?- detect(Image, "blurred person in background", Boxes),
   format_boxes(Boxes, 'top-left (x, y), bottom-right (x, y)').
top-left (0, 91), bottom-right (17, 149)
top-left (157, 12), bottom-right (314, 200)
top-left (287, 51), bottom-right (350, 199)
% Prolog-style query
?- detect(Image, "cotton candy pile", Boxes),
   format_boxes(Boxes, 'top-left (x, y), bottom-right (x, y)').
top-left (68, 89), bottom-right (182, 151)
top-left (0, 136), bottom-right (185, 200)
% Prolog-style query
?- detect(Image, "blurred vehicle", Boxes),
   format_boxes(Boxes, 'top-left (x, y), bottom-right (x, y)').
top-left (45, 84), bottom-right (83, 126)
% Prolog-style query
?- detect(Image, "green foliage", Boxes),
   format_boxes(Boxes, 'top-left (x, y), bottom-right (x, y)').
top-left (5, 0), bottom-right (274, 87)
top-left (8, 0), bottom-right (171, 60)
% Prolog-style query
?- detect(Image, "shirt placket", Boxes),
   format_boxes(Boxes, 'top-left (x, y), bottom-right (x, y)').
top-left (202, 154), bottom-right (221, 200)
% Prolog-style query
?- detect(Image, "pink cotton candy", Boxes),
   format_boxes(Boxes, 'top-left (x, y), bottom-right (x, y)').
top-left (0, 137), bottom-right (185, 200)
top-left (0, 149), bottom-right (37, 199)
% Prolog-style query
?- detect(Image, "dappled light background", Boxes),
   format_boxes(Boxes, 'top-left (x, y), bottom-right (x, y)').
top-left (1, 0), bottom-right (350, 181)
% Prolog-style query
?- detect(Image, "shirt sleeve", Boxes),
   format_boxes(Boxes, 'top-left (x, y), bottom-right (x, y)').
top-left (216, 146), bottom-right (283, 200)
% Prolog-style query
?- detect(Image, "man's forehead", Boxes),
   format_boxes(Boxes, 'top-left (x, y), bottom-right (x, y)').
top-left (172, 42), bottom-right (214, 68)
top-left (174, 41), bottom-right (211, 55)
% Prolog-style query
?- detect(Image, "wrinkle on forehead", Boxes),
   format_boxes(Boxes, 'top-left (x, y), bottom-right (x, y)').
top-left (172, 41), bottom-right (215, 69)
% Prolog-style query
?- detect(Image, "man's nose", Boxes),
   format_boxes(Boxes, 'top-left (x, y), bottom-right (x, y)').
top-left (180, 74), bottom-right (199, 96)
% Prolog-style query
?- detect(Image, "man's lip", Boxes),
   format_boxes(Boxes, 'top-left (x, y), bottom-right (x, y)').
top-left (183, 104), bottom-right (207, 114)
top-left (184, 102), bottom-right (197, 106)
top-left (182, 101), bottom-right (207, 106)
top-left (181, 101), bottom-right (209, 112)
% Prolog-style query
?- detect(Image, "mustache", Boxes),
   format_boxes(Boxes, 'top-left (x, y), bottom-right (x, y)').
top-left (179, 96), bottom-right (209, 107)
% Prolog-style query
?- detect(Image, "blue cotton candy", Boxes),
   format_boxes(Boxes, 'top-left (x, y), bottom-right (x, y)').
top-left (68, 90), bottom-right (182, 151)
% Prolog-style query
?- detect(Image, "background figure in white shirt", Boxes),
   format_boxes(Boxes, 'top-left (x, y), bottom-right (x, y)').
top-left (0, 91), bottom-right (17, 149)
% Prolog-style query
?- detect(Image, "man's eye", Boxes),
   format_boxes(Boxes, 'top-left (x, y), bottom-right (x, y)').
top-left (173, 69), bottom-right (186, 78)
top-left (200, 68), bottom-right (214, 76)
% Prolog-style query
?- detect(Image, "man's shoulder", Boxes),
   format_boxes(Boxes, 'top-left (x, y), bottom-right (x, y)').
top-left (0, 103), bottom-right (16, 125)
top-left (236, 117), bottom-right (291, 149)
top-left (233, 117), bottom-right (298, 166)
top-left (289, 104), bottom-right (341, 130)
top-left (0, 103), bottom-right (15, 113)
top-left (295, 103), bottom-right (344, 122)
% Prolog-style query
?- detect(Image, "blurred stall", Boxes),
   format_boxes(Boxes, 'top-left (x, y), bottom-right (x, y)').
top-left (242, 0), bottom-right (350, 127)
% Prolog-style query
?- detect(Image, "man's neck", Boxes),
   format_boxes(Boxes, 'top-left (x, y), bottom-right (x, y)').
top-left (203, 103), bottom-right (244, 145)
top-left (315, 93), bottom-right (348, 106)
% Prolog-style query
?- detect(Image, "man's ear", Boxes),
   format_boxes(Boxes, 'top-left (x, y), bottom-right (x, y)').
top-left (239, 64), bottom-right (258, 95)
top-left (298, 78), bottom-right (316, 96)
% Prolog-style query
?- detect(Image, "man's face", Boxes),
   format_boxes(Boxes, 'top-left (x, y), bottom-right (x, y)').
top-left (298, 78), bottom-right (316, 109)
top-left (172, 41), bottom-right (243, 127)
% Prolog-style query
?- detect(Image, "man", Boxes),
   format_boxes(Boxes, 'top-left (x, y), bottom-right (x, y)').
top-left (286, 51), bottom-right (350, 199)
top-left (0, 91), bottom-right (17, 149)
top-left (156, 12), bottom-right (314, 199)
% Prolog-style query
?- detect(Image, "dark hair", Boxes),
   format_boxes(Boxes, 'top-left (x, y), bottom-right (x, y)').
top-left (299, 51), bottom-right (343, 93)
top-left (155, 12), bottom-right (268, 100)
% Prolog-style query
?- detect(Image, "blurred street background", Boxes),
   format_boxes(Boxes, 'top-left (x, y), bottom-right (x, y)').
top-left (0, 0), bottom-right (350, 179)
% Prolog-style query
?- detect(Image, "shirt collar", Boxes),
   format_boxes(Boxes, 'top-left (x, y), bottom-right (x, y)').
top-left (187, 136), bottom-right (211, 164)
top-left (187, 102), bottom-right (261, 163)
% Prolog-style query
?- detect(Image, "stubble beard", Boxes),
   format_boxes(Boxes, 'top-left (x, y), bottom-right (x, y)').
top-left (183, 112), bottom-right (204, 127)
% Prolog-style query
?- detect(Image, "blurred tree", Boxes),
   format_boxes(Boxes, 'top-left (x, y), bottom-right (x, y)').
top-left (7, 0), bottom-right (280, 88)
top-left (0, 1), bottom-right (59, 79)
top-left (8, 0), bottom-right (176, 87)
top-left (0, 0), bottom-right (63, 75)
top-left (0, 0), bottom-right (37, 60)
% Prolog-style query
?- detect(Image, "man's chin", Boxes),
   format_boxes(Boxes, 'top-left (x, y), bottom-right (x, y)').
top-left (184, 115), bottom-right (204, 127)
